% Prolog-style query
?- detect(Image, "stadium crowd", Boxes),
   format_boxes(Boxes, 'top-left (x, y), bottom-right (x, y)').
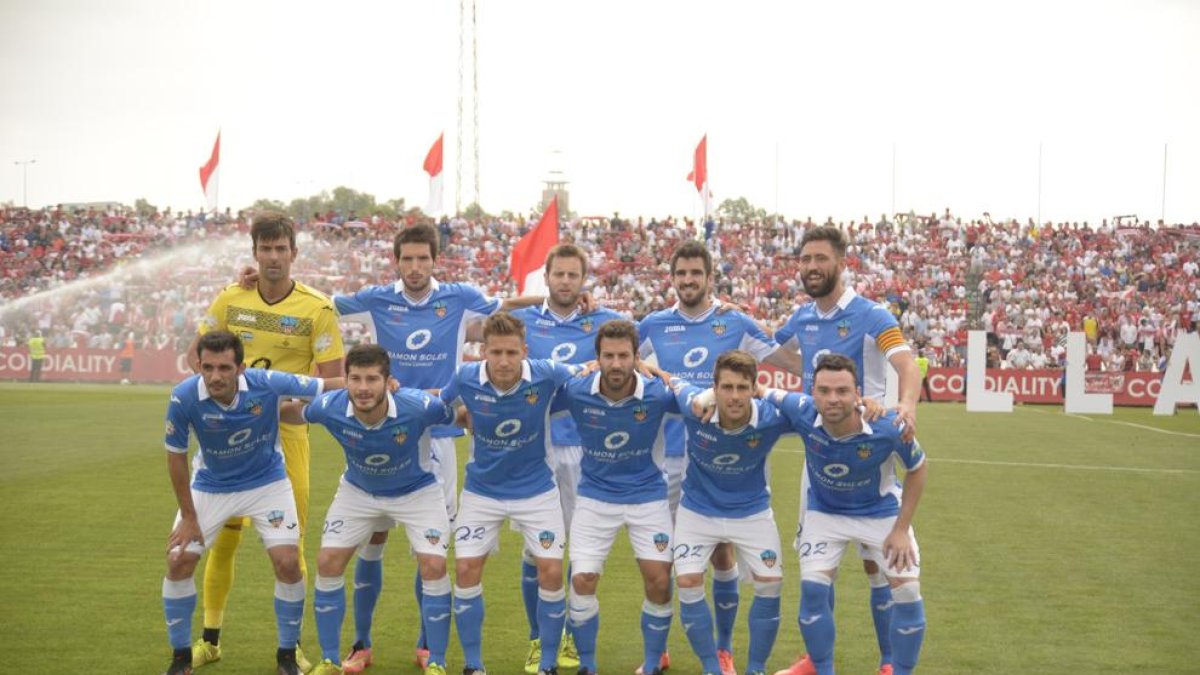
top-left (2, 204), bottom-right (1196, 372)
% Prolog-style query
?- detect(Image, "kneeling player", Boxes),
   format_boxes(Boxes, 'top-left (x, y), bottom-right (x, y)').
top-left (280, 345), bottom-right (457, 675)
top-left (763, 355), bottom-right (927, 675)
top-left (553, 320), bottom-right (681, 675)
top-left (160, 331), bottom-right (336, 675)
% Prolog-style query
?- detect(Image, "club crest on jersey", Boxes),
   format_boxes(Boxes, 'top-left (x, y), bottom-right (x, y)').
top-left (394, 427), bottom-right (409, 445)
top-left (538, 530), bottom-right (556, 549)
top-left (653, 532), bottom-right (670, 552)
top-left (280, 316), bottom-right (299, 334)
top-left (433, 300), bottom-right (448, 318)
top-left (857, 443), bottom-right (873, 460)
top-left (267, 510), bottom-right (285, 527)
top-left (746, 432), bottom-right (762, 449)
top-left (760, 549), bottom-right (778, 568)
top-left (525, 387), bottom-right (539, 405)
top-left (711, 319), bottom-right (728, 336)
top-left (836, 319), bottom-right (851, 338)
top-left (580, 317), bottom-right (594, 333)
top-left (424, 528), bottom-right (442, 545)
top-left (632, 404), bottom-right (648, 422)
top-left (246, 399), bottom-right (263, 416)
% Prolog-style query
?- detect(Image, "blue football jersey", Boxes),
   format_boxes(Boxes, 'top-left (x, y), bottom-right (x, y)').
top-left (441, 359), bottom-right (578, 500)
top-left (164, 369), bottom-right (323, 493)
top-left (554, 372), bottom-right (680, 505)
top-left (638, 305), bottom-right (779, 457)
top-left (512, 303), bottom-right (624, 448)
top-left (672, 381), bottom-right (791, 518)
top-left (766, 391), bottom-right (926, 517)
top-left (334, 278), bottom-right (500, 438)
top-left (775, 289), bottom-right (910, 400)
top-left (303, 388), bottom-right (454, 498)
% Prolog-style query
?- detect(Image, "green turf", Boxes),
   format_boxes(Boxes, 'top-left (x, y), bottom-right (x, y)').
top-left (0, 382), bottom-right (1197, 674)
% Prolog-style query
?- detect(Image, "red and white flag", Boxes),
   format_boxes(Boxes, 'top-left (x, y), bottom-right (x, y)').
top-left (199, 131), bottom-right (220, 211)
top-left (510, 196), bottom-right (560, 296)
top-left (686, 134), bottom-right (713, 216)
top-left (423, 133), bottom-right (444, 216)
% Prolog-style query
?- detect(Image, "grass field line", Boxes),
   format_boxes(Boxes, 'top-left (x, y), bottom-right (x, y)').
top-left (1020, 406), bottom-right (1200, 438)
top-left (772, 447), bottom-right (1199, 474)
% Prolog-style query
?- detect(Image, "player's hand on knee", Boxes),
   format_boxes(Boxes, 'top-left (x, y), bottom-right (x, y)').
top-left (883, 528), bottom-right (915, 572)
top-left (238, 265), bottom-right (258, 289)
top-left (168, 517), bottom-right (203, 556)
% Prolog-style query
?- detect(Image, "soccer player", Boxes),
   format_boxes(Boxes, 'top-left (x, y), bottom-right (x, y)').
top-left (511, 243), bottom-right (623, 674)
top-left (669, 351), bottom-right (794, 675)
top-left (277, 344), bottom-right (458, 675)
top-left (762, 355), bottom-right (927, 675)
top-left (772, 225), bottom-right (921, 675)
top-left (160, 330), bottom-right (340, 675)
top-left (638, 240), bottom-right (806, 675)
top-left (188, 212), bottom-right (346, 671)
top-left (439, 312), bottom-right (581, 675)
top-left (552, 319), bottom-right (680, 675)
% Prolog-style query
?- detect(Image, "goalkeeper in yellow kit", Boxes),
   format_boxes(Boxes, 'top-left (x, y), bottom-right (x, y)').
top-left (186, 212), bottom-right (345, 672)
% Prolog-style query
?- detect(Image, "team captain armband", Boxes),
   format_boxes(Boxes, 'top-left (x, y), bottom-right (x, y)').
top-left (875, 326), bottom-right (909, 355)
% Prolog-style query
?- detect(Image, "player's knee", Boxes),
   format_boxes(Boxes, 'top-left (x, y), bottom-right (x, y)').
top-left (455, 556), bottom-right (484, 586)
top-left (368, 530), bottom-right (389, 545)
top-left (166, 551), bottom-right (200, 579)
top-left (270, 546), bottom-right (302, 582)
top-left (641, 563), bottom-right (672, 595)
top-left (418, 554), bottom-right (448, 580)
top-left (317, 548), bottom-right (351, 578)
top-left (676, 572), bottom-right (704, 589)
top-left (889, 579), bottom-right (921, 603)
top-left (536, 558), bottom-right (563, 590)
top-left (752, 577), bottom-right (783, 598)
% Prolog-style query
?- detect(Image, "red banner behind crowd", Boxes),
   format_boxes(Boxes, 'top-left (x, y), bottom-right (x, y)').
top-left (0, 347), bottom-right (190, 383)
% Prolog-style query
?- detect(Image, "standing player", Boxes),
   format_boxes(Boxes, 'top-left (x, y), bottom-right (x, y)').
top-left (189, 212), bottom-right (346, 671)
top-left (762, 355), bottom-right (927, 675)
top-left (511, 243), bottom-right (623, 674)
top-left (772, 226), bottom-right (921, 675)
top-left (439, 312), bottom-right (580, 675)
top-left (638, 240), bottom-right (806, 675)
top-left (160, 331), bottom-right (339, 675)
top-left (669, 351), bottom-right (795, 675)
top-left (277, 345), bottom-right (457, 675)
top-left (552, 320), bottom-right (680, 675)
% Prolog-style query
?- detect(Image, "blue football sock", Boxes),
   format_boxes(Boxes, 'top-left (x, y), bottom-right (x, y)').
top-left (413, 568), bottom-right (427, 649)
top-left (274, 580), bottom-right (306, 650)
top-left (746, 584), bottom-right (782, 673)
top-left (537, 587), bottom-right (567, 671)
top-left (521, 557), bottom-right (540, 641)
top-left (314, 577), bottom-right (346, 664)
top-left (869, 579), bottom-right (895, 666)
top-left (422, 576), bottom-right (453, 667)
top-left (162, 577), bottom-right (196, 650)
top-left (568, 593), bottom-right (599, 672)
top-left (353, 544), bottom-right (384, 649)
top-left (890, 595), bottom-right (926, 675)
top-left (453, 584), bottom-right (485, 669)
top-left (678, 586), bottom-right (721, 674)
top-left (799, 580), bottom-right (835, 675)
top-left (640, 599), bottom-right (673, 675)
top-left (712, 566), bottom-right (740, 653)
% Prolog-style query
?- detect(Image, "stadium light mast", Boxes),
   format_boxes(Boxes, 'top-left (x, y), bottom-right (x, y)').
top-left (14, 159), bottom-right (36, 208)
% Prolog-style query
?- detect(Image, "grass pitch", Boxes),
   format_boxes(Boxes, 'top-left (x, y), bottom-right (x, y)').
top-left (0, 382), bottom-right (1196, 674)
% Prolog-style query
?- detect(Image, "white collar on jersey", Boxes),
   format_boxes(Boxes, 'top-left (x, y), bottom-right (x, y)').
top-left (813, 413), bottom-right (874, 439)
top-left (709, 397), bottom-right (761, 431)
top-left (479, 359), bottom-right (533, 388)
top-left (814, 288), bottom-right (858, 320)
top-left (590, 370), bottom-right (647, 402)
top-left (197, 373), bottom-right (249, 402)
top-left (344, 391), bottom-right (399, 420)
top-left (541, 300), bottom-right (579, 323)
top-left (670, 301), bottom-right (719, 323)
top-left (392, 277), bottom-right (441, 306)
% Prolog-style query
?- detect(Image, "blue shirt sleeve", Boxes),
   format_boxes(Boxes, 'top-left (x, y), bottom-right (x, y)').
top-left (302, 391), bottom-right (334, 425)
top-left (164, 391), bottom-right (191, 452)
top-left (416, 390), bottom-right (455, 427)
top-left (669, 379), bottom-right (703, 420)
top-left (774, 310), bottom-right (800, 349)
top-left (264, 370), bottom-right (324, 399)
top-left (769, 391), bottom-right (814, 432)
top-left (333, 289), bottom-right (369, 316)
top-left (895, 436), bottom-right (927, 471)
top-left (460, 284), bottom-right (501, 317)
top-left (440, 372), bottom-right (462, 406)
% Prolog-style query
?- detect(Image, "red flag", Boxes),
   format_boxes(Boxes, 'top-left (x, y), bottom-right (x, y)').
top-left (199, 131), bottom-right (220, 209)
top-left (423, 133), bottom-right (444, 177)
top-left (510, 197), bottom-right (560, 295)
top-left (687, 134), bottom-right (707, 193)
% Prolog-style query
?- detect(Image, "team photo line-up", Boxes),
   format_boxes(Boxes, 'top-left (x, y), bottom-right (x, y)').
top-left (161, 213), bottom-right (927, 675)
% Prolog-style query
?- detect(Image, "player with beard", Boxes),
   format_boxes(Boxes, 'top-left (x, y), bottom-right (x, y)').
top-left (637, 240), bottom-right (806, 675)
top-left (771, 226), bottom-right (921, 675)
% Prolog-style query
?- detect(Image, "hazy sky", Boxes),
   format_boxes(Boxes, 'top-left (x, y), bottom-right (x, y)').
top-left (2, 0), bottom-right (1198, 224)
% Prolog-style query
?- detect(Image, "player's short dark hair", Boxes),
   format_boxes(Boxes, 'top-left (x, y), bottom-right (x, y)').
top-left (594, 319), bottom-right (639, 355)
top-left (813, 353), bottom-right (858, 383)
top-left (251, 211), bottom-right (297, 251)
top-left (544, 243), bottom-right (588, 276)
top-left (394, 223), bottom-right (439, 260)
top-left (482, 311), bottom-right (525, 343)
top-left (669, 239), bottom-right (713, 276)
top-left (197, 330), bottom-right (244, 365)
top-left (345, 344), bottom-right (391, 378)
top-left (714, 349), bottom-right (757, 385)
top-left (800, 225), bottom-right (848, 258)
